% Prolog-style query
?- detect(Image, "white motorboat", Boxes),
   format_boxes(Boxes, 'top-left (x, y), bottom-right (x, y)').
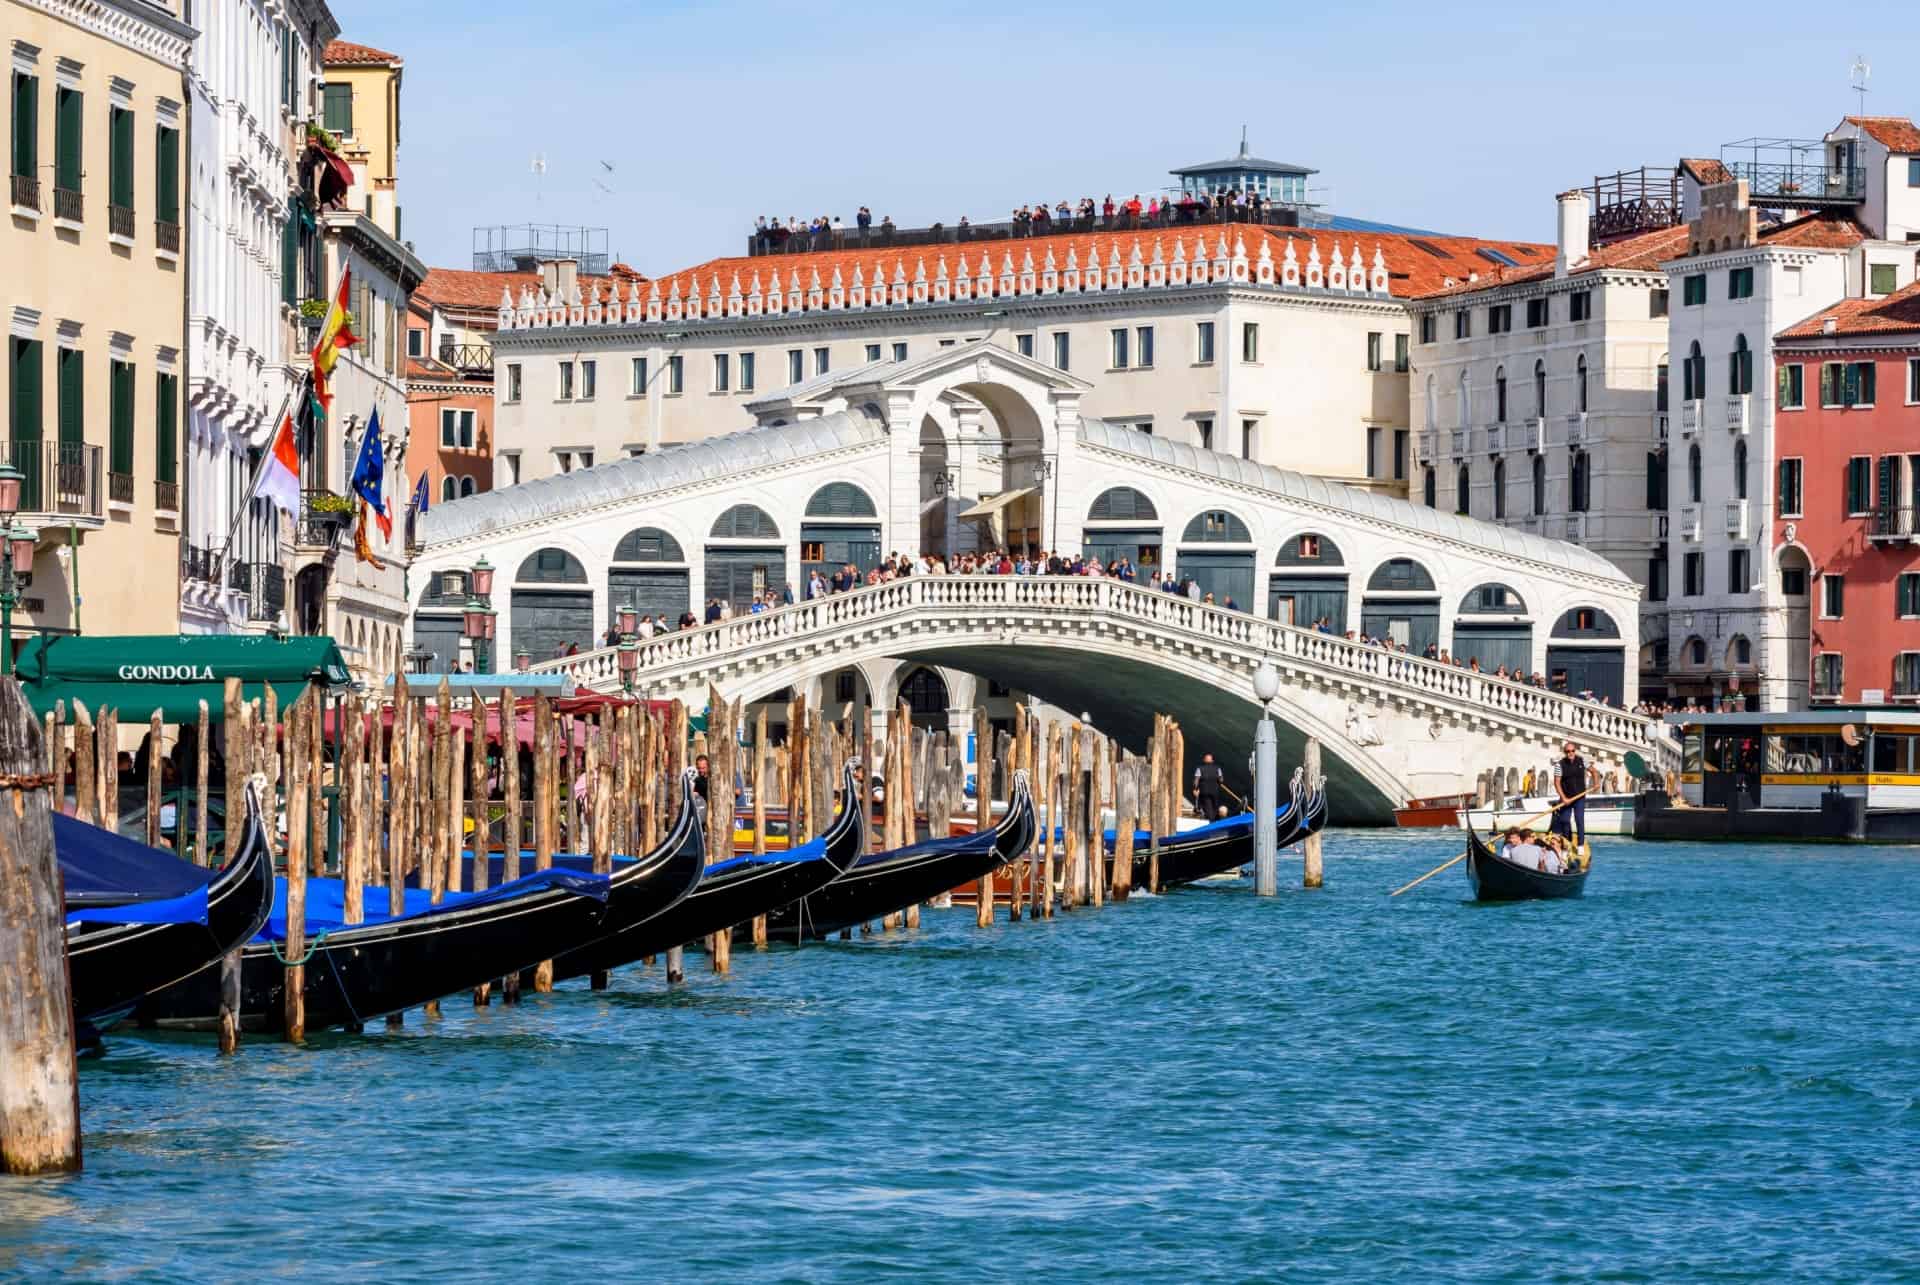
top-left (1459, 793), bottom-right (1637, 837)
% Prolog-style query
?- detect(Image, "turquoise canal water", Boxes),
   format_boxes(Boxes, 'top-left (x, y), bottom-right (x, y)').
top-left (4, 832), bottom-right (1917, 1282)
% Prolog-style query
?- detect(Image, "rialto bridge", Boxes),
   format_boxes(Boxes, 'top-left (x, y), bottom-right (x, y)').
top-left (411, 344), bottom-right (1665, 821)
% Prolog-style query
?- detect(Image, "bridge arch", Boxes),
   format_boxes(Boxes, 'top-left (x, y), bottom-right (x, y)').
top-left (1268, 532), bottom-right (1348, 630)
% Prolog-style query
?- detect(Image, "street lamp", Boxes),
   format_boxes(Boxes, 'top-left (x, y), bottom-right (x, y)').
top-left (1251, 661), bottom-right (1280, 897)
top-left (469, 555), bottom-right (495, 599)
top-left (463, 595), bottom-right (497, 674)
top-left (617, 639), bottom-right (639, 693)
top-left (0, 462), bottom-right (32, 675)
top-left (616, 604), bottom-right (638, 638)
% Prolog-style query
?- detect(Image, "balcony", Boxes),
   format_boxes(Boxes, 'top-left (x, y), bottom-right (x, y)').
top-left (1565, 411), bottom-right (1589, 447)
top-left (1725, 500), bottom-right (1749, 539)
top-left (247, 562), bottom-right (285, 622)
top-left (53, 186), bottom-right (82, 225)
top-left (181, 543), bottom-right (223, 585)
top-left (1678, 505), bottom-right (1701, 542)
top-left (107, 203), bottom-right (134, 242)
top-left (10, 174), bottom-right (39, 215)
top-left (1724, 395), bottom-right (1750, 435)
top-left (435, 342), bottom-right (494, 378)
top-left (1, 439), bottom-right (104, 524)
top-left (297, 489), bottom-right (353, 548)
top-left (1449, 429), bottom-right (1468, 457)
top-left (1416, 430), bottom-right (1437, 464)
top-left (1869, 507), bottom-right (1918, 542)
top-left (1484, 423), bottom-right (1505, 454)
top-left (1722, 144), bottom-right (1865, 207)
top-left (1520, 416), bottom-right (1545, 453)
top-left (156, 219), bottom-right (180, 255)
top-left (1560, 513), bottom-right (1587, 543)
top-left (154, 478), bottom-right (179, 513)
top-left (1680, 400), bottom-right (1702, 437)
top-left (108, 471), bottom-right (134, 506)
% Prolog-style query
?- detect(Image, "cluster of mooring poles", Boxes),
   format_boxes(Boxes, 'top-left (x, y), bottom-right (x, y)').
top-left (0, 652), bottom-right (1324, 1175)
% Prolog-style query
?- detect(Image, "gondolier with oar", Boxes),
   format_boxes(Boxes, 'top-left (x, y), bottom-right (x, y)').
top-left (1551, 740), bottom-right (1589, 847)
top-left (1192, 753), bottom-right (1225, 821)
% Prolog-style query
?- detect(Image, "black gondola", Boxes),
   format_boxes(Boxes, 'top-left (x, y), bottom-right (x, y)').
top-left (549, 761), bottom-right (868, 979)
top-left (1464, 825), bottom-right (1589, 901)
top-left (136, 851), bottom-right (614, 1035)
top-left (1107, 767), bottom-right (1327, 890)
top-left (64, 776), bottom-right (276, 1026)
top-left (766, 768), bottom-right (1036, 941)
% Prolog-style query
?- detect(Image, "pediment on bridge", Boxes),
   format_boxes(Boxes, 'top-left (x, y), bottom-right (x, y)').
top-left (746, 341), bottom-right (1091, 426)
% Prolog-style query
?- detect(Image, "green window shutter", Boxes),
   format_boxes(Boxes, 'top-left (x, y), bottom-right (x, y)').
top-left (281, 208), bottom-right (298, 306)
top-left (57, 347), bottom-right (82, 446)
top-left (156, 125), bottom-right (179, 223)
top-left (9, 338), bottom-right (41, 441)
top-left (109, 360), bottom-right (133, 474)
top-left (109, 106), bottom-right (133, 208)
top-left (322, 84), bottom-right (352, 135)
top-left (11, 73), bottom-right (35, 178)
top-left (54, 87), bottom-right (81, 190)
top-left (155, 371), bottom-right (177, 483)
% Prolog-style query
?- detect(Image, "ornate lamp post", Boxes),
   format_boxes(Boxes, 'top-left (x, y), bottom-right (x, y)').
top-left (617, 640), bottom-right (639, 694)
top-left (0, 462), bottom-right (33, 675)
top-left (462, 595), bottom-right (497, 674)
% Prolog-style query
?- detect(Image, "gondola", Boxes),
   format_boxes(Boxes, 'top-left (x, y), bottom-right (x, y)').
top-left (766, 768), bottom-right (1036, 941)
top-left (136, 850), bottom-right (613, 1035)
top-left (1464, 824), bottom-right (1589, 902)
top-left (1105, 767), bottom-right (1327, 890)
top-left (453, 768), bottom-right (710, 981)
top-left (63, 775), bottom-right (277, 1026)
top-left (549, 761), bottom-right (868, 979)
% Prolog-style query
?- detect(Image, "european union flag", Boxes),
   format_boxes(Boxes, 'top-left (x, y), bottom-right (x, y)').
top-left (350, 409), bottom-right (391, 539)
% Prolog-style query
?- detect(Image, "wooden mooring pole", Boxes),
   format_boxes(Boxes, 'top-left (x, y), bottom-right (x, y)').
top-left (0, 678), bottom-right (82, 1175)
top-left (1303, 736), bottom-right (1324, 889)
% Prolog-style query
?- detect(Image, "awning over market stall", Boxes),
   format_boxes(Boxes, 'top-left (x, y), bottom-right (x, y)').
top-left (15, 635), bottom-right (353, 723)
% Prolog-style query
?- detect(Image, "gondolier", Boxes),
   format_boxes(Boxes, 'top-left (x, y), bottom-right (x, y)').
top-left (1192, 753), bottom-right (1225, 820)
top-left (1551, 741), bottom-right (1588, 845)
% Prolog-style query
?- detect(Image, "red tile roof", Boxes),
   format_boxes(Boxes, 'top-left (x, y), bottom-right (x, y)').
top-left (1410, 223), bottom-right (1687, 300)
top-left (1776, 279), bottom-right (1920, 341)
top-left (1680, 158), bottom-right (1734, 185)
top-left (631, 225), bottom-right (1549, 308)
top-left (420, 264), bottom-right (648, 314)
top-left (1844, 115), bottom-right (1920, 153)
top-left (322, 40), bottom-right (402, 66)
top-left (1757, 210), bottom-right (1867, 250)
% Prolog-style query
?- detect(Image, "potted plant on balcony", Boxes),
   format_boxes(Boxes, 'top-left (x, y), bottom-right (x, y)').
top-left (306, 490), bottom-right (355, 529)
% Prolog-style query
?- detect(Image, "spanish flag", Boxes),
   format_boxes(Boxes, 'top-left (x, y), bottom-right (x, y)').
top-left (311, 266), bottom-right (358, 412)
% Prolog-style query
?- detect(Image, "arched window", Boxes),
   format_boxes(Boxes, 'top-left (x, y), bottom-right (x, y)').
top-left (1423, 467), bottom-right (1437, 509)
top-left (1366, 558), bottom-right (1437, 592)
top-left (1571, 451), bottom-right (1591, 512)
top-left (517, 548), bottom-right (588, 583)
top-left (1456, 463), bottom-right (1471, 515)
top-left (1493, 458), bottom-right (1507, 519)
top-left (805, 482), bottom-right (879, 518)
top-left (1460, 583), bottom-right (1527, 614)
top-left (612, 527), bottom-right (687, 562)
top-left (459, 476), bottom-right (476, 498)
top-left (1531, 454), bottom-right (1546, 515)
top-left (1457, 369), bottom-right (1471, 430)
top-left (1181, 509), bottom-right (1252, 543)
top-left (1551, 606), bottom-right (1621, 638)
top-left (1494, 365), bottom-right (1508, 423)
top-left (1684, 341), bottom-right (1705, 401)
top-left (710, 503), bottom-right (781, 540)
top-left (1729, 334), bottom-right (1752, 395)
top-left (1575, 354), bottom-right (1589, 413)
top-left (1688, 443), bottom-right (1702, 503)
top-left (1734, 439), bottom-right (1748, 500)
top-left (1274, 533), bottom-right (1344, 565)
top-left (1533, 359), bottom-right (1547, 418)
top-left (1088, 487), bottom-right (1159, 521)
top-left (1687, 636), bottom-right (1707, 666)
top-left (440, 476), bottom-right (456, 502)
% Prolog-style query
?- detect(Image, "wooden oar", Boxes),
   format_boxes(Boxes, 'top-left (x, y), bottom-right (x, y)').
top-left (1388, 788), bottom-right (1592, 897)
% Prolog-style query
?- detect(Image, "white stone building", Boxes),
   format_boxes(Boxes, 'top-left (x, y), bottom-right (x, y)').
top-left (1407, 191), bottom-right (1684, 697)
top-left (180, 0), bottom-right (338, 634)
top-left (483, 223), bottom-right (1555, 501)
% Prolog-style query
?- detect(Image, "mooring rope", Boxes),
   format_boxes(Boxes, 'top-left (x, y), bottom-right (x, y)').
top-left (269, 929), bottom-right (333, 967)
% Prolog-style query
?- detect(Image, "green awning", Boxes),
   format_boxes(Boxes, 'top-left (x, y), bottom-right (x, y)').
top-left (15, 635), bottom-right (353, 724)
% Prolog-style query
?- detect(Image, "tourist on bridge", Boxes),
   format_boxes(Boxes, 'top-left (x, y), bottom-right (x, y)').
top-left (1192, 753), bottom-right (1225, 820)
top-left (1550, 741), bottom-right (1588, 845)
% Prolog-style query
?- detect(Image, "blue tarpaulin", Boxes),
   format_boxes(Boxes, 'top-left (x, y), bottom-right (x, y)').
top-left (57, 812), bottom-right (213, 908)
top-left (259, 868), bottom-right (609, 942)
top-left (66, 885), bottom-right (210, 927)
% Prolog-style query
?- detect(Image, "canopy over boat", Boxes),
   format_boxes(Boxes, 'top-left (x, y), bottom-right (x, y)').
top-left (57, 811), bottom-right (214, 908)
top-left (16, 634), bottom-right (350, 723)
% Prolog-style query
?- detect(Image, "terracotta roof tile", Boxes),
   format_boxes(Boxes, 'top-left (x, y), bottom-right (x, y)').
top-left (1844, 115), bottom-right (1920, 153)
top-left (323, 40), bottom-right (402, 66)
top-left (629, 225), bottom-right (1549, 310)
top-left (1680, 157), bottom-right (1734, 185)
top-left (419, 265), bottom-right (648, 314)
top-left (1409, 223), bottom-right (1687, 300)
top-left (1757, 210), bottom-right (1867, 250)
top-left (1776, 280), bottom-right (1920, 341)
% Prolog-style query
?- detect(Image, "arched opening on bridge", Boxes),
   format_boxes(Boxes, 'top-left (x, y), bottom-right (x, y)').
top-left (919, 415), bottom-right (953, 556)
top-left (513, 548), bottom-right (593, 664)
top-left (706, 503), bottom-right (786, 612)
top-left (608, 527), bottom-right (689, 631)
top-left (898, 666), bottom-right (950, 733)
top-left (412, 568), bottom-right (467, 674)
top-left (1082, 486), bottom-right (1161, 575)
top-left (1176, 508), bottom-right (1254, 606)
top-left (1361, 557), bottom-right (1439, 654)
top-left (802, 482), bottom-right (882, 584)
top-left (1268, 532), bottom-right (1347, 629)
top-left (1452, 582), bottom-right (1531, 674)
top-left (950, 381), bottom-right (1048, 559)
top-left (1546, 605), bottom-right (1625, 704)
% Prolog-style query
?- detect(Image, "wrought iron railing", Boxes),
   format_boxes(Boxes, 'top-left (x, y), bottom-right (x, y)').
top-left (1724, 161), bottom-right (1863, 204)
top-left (182, 543), bottom-right (223, 584)
top-left (298, 489), bottom-right (352, 547)
top-left (10, 174), bottom-right (39, 212)
top-left (2, 439), bottom-right (102, 517)
top-left (249, 562), bottom-right (285, 621)
top-left (108, 203), bottom-right (134, 239)
top-left (108, 471), bottom-right (134, 505)
top-left (227, 557), bottom-right (251, 593)
top-left (154, 478), bottom-right (179, 512)
top-left (156, 220), bottom-right (180, 254)
top-left (1870, 506), bottom-right (1917, 540)
top-left (53, 186), bottom-right (82, 223)
top-left (436, 342), bottom-right (494, 375)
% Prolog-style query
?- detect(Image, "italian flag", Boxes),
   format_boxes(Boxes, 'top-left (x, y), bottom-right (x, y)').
top-left (311, 266), bottom-right (358, 411)
top-left (259, 412), bottom-right (301, 517)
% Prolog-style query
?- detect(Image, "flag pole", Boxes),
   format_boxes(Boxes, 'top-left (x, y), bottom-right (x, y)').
top-left (217, 372), bottom-right (307, 561)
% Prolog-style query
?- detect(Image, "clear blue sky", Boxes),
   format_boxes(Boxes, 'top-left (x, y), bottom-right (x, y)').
top-left (327, 0), bottom-right (1919, 275)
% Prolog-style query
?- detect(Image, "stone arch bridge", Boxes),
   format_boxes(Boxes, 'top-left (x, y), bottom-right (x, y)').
top-left (532, 576), bottom-right (1672, 823)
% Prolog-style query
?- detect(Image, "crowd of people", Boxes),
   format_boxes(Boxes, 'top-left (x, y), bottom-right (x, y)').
top-left (748, 187), bottom-right (1296, 256)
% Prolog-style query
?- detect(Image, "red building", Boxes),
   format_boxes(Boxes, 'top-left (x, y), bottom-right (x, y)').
top-left (1774, 282), bottom-right (1920, 703)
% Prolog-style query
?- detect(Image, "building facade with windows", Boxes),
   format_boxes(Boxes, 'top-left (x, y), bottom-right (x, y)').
top-left (315, 38), bottom-right (399, 238)
top-left (1770, 282), bottom-right (1920, 704)
top-left (484, 223), bottom-right (1545, 496)
top-left (179, 0), bottom-right (339, 634)
top-left (1407, 191), bottom-right (1683, 697)
top-left (6, 0), bottom-right (193, 646)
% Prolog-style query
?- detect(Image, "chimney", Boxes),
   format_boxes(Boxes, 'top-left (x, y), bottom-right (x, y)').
top-left (538, 258), bottom-right (579, 300)
top-left (1822, 316), bottom-right (1838, 335)
top-left (1555, 189), bottom-right (1591, 279)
